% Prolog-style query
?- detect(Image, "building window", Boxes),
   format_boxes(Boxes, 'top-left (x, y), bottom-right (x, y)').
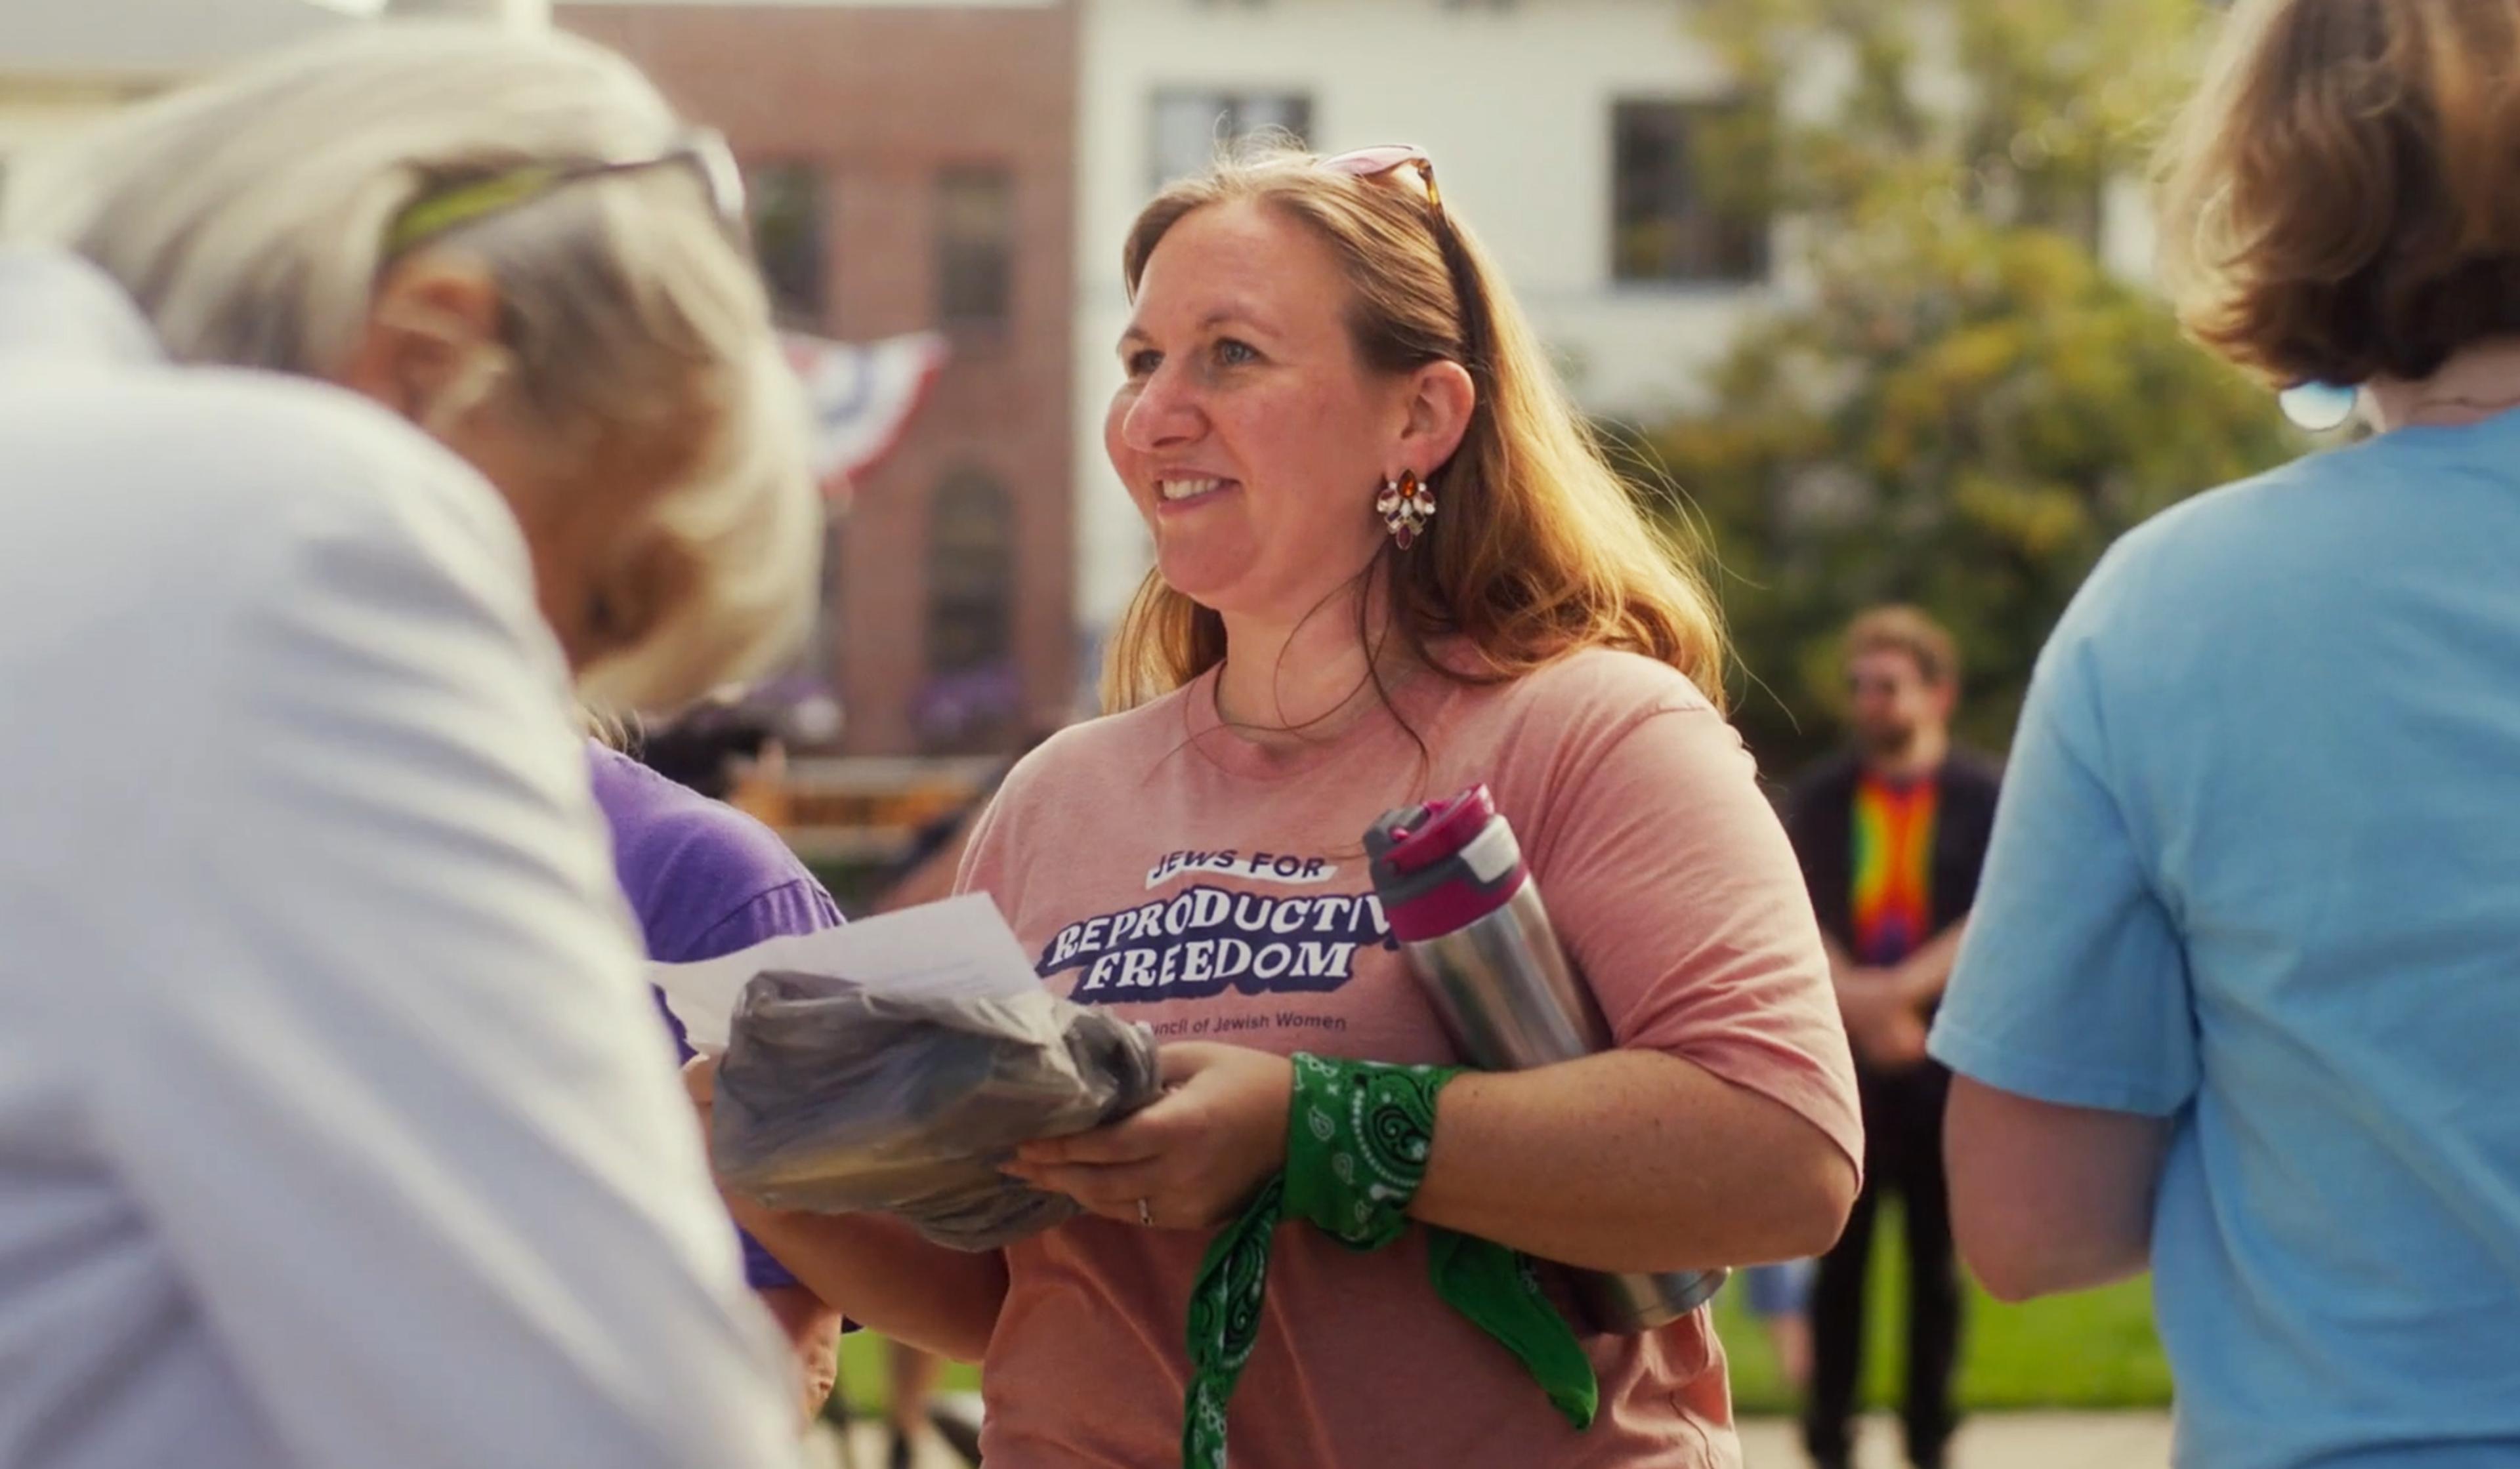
top-left (920, 470), bottom-right (1018, 749)
top-left (748, 161), bottom-right (827, 327)
top-left (785, 515), bottom-right (847, 748)
top-left (1149, 90), bottom-right (1311, 187)
top-left (927, 470), bottom-right (1013, 676)
top-left (813, 516), bottom-right (846, 687)
top-left (1609, 100), bottom-right (1769, 285)
top-left (936, 169), bottom-right (1015, 331)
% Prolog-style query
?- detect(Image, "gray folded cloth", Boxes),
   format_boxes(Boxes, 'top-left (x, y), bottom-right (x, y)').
top-left (709, 968), bottom-right (1162, 1251)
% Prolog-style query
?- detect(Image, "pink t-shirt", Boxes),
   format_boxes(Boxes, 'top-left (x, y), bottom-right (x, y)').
top-left (957, 648), bottom-right (1860, 1469)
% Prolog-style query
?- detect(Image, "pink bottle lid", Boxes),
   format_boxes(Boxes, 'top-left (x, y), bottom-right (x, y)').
top-left (1366, 785), bottom-right (1532, 943)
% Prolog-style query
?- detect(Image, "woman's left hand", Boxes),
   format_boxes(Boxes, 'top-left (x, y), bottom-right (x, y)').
top-left (1002, 1043), bottom-right (1294, 1230)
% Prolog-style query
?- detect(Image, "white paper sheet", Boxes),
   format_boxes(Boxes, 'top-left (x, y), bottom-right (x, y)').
top-left (649, 892), bottom-right (1039, 1055)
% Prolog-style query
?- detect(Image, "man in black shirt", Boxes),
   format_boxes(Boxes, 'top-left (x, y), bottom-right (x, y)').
top-left (1784, 607), bottom-right (2002, 1469)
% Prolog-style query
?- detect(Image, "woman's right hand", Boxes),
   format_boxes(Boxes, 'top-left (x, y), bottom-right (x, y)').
top-left (1003, 1042), bottom-right (1295, 1230)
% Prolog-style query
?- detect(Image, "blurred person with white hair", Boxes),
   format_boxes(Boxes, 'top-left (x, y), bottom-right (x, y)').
top-left (0, 22), bottom-right (824, 1469)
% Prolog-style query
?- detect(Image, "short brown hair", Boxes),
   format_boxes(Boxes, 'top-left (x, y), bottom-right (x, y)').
top-left (1101, 140), bottom-right (1728, 714)
top-left (1844, 606), bottom-right (1958, 692)
top-left (2156, 0), bottom-right (2520, 386)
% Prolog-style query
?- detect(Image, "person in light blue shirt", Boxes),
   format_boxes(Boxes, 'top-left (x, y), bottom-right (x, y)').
top-left (1929, 3), bottom-right (2520, 1466)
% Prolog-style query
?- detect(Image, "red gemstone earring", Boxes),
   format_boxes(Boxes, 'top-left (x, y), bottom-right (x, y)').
top-left (1374, 470), bottom-right (1437, 550)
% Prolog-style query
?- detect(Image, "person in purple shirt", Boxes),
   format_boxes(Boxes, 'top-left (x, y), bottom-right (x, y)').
top-left (587, 739), bottom-right (849, 1418)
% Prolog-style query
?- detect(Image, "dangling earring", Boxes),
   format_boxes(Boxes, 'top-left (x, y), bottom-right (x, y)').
top-left (1375, 470), bottom-right (1437, 550)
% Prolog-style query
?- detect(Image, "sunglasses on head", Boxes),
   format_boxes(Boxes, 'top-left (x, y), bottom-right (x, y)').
top-left (383, 128), bottom-right (747, 260)
top-left (1320, 144), bottom-right (1487, 367)
top-left (1322, 144), bottom-right (1444, 219)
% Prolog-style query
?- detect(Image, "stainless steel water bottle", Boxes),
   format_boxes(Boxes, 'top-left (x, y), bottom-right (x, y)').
top-left (1365, 784), bottom-right (1727, 1334)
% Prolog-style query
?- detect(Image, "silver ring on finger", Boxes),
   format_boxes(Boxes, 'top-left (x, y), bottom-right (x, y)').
top-left (1137, 1197), bottom-right (1154, 1228)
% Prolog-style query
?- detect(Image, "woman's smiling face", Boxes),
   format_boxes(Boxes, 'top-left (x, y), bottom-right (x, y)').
top-left (1104, 199), bottom-right (1413, 623)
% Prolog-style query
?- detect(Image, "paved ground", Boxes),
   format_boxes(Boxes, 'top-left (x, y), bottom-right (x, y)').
top-left (807, 1408), bottom-right (2177, 1468)
top-left (805, 1398), bottom-right (983, 1469)
top-left (1737, 1411), bottom-right (2174, 1469)
top-left (806, 1421), bottom-right (942, 1469)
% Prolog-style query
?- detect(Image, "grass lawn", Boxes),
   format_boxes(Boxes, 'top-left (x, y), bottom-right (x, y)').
top-left (1716, 1205), bottom-right (2173, 1416)
top-left (828, 1205), bottom-right (2170, 1422)
top-left (834, 1332), bottom-right (982, 1418)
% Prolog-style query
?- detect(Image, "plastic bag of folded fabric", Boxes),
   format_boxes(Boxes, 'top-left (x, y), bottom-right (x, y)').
top-left (708, 968), bottom-right (1162, 1252)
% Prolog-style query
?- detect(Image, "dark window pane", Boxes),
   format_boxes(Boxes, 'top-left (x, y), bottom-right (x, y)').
top-left (1150, 93), bottom-right (1227, 185)
top-left (919, 469), bottom-right (1018, 751)
top-left (748, 161), bottom-right (827, 327)
top-left (927, 470), bottom-right (1013, 674)
top-left (936, 168), bottom-right (1014, 329)
top-left (1610, 100), bottom-right (1769, 285)
top-left (814, 516), bottom-right (846, 689)
top-left (1236, 93), bottom-right (1310, 143)
top-left (1148, 90), bottom-right (1312, 187)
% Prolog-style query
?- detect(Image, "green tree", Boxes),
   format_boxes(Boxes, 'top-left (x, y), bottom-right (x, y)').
top-left (1633, 0), bottom-right (2296, 768)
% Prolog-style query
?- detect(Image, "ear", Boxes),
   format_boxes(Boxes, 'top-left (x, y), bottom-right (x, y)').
top-left (1396, 358), bottom-right (1477, 479)
top-left (333, 255), bottom-right (505, 418)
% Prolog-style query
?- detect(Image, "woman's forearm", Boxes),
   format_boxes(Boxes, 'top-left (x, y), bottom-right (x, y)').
top-left (1409, 1049), bottom-right (1857, 1274)
top-left (724, 1202), bottom-right (1008, 1363)
top-left (1943, 1076), bottom-right (2164, 1302)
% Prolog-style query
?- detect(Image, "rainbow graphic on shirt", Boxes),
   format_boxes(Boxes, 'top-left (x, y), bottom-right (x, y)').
top-left (1851, 774), bottom-right (1938, 965)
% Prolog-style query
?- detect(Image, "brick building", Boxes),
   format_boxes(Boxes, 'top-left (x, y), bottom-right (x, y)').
top-left (560, 1), bottom-right (1078, 758)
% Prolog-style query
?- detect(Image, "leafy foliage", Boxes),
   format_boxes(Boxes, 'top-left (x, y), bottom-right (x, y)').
top-left (1633, 0), bottom-right (2296, 766)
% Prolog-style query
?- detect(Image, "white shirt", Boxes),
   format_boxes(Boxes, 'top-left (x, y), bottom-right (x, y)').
top-left (0, 251), bottom-right (806, 1469)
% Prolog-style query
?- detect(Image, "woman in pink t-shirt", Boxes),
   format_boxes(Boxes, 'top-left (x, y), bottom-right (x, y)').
top-left (726, 142), bottom-right (1862, 1468)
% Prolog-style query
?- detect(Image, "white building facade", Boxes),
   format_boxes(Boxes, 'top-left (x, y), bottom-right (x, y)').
top-left (0, 1), bottom-right (377, 154)
top-left (1072, 0), bottom-right (1773, 653)
top-left (0, 1), bottom-right (562, 158)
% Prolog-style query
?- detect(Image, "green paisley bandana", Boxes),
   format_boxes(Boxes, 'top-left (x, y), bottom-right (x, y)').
top-left (1181, 1054), bottom-right (1598, 1469)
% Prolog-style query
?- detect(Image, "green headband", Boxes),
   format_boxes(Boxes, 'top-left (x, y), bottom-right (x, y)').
top-left (383, 167), bottom-right (566, 258)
